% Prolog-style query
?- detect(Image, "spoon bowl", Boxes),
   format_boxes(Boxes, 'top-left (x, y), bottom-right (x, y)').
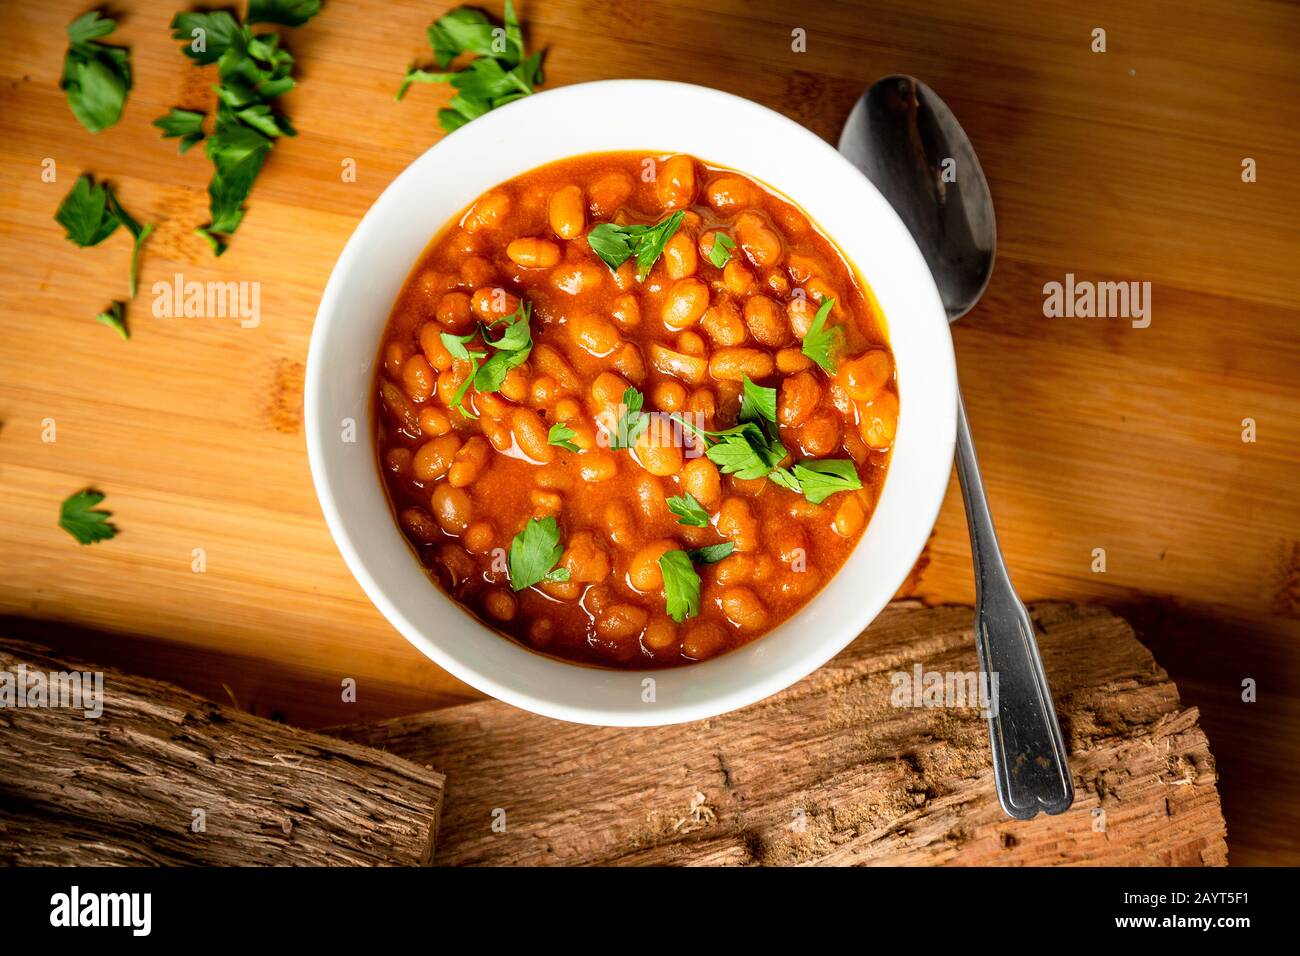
top-left (840, 76), bottom-right (996, 321)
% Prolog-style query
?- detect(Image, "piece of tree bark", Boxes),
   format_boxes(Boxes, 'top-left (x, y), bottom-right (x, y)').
top-left (0, 639), bottom-right (443, 866)
top-left (332, 602), bottom-right (1228, 866)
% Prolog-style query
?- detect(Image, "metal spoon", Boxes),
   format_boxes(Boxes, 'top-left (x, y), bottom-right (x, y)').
top-left (838, 75), bottom-right (1074, 819)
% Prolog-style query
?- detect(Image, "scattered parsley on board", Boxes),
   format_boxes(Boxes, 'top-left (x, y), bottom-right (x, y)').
top-left (59, 490), bottom-right (118, 545)
top-left (396, 1), bottom-right (545, 133)
top-left (54, 174), bottom-right (153, 335)
top-left (61, 12), bottom-right (132, 133)
top-left (160, 1), bottom-right (322, 255)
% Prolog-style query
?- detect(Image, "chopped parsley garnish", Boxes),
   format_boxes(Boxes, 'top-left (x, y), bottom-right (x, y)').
top-left (165, 3), bottom-right (320, 254)
top-left (658, 550), bottom-right (701, 623)
top-left (670, 375), bottom-right (862, 504)
top-left (447, 368), bottom-right (482, 419)
top-left (474, 300), bottom-right (533, 390)
top-left (507, 516), bottom-right (571, 591)
top-left (738, 375), bottom-right (777, 425)
top-left (671, 418), bottom-right (785, 482)
top-left (480, 303), bottom-right (532, 351)
top-left (107, 189), bottom-right (155, 300)
top-left (443, 299), bottom-right (535, 418)
top-left (801, 296), bottom-right (842, 373)
top-left (55, 174), bottom-right (120, 246)
top-left (666, 493), bottom-right (710, 527)
top-left (396, 1), bottom-right (545, 133)
top-left (703, 424), bottom-right (788, 480)
top-left (791, 459), bottom-right (862, 504)
top-left (547, 422), bottom-right (579, 452)
top-left (95, 301), bottom-right (129, 340)
top-left (587, 212), bottom-right (685, 281)
top-left (686, 542), bottom-right (734, 564)
top-left (656, 542), bottom-right (735, 623)
top-left (55, 174), bottom-right (154, 311)
top-left (769, 466), bottom-right (802, 493)
top-left (607, 386), bottom-right (648, 450)
top-left (439, 330), bottom-right (477, 361)
top-left (705, 232), bottom-right (735, 268)
top-left (670, 376), bottom-right (788, 482)
top-left (61, 12), bottom-right (131, 133)
top-left (152, 107), bottom-right (206, 153)
top-left (439, 331), bottom-right (484, 417)
top-left (247, 0), bottom-right (322, 27)
top-left (59, 490), bottom-right (118, 545)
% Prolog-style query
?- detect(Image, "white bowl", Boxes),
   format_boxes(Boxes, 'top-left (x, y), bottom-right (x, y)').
top-left (306, 79), bottom-right (956, 726)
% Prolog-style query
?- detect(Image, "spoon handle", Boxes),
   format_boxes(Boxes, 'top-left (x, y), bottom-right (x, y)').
top-left (954, 392), bottom-right (1074, 819)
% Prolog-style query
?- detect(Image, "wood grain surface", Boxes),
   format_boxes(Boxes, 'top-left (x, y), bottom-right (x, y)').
top-left (334, 603), bottom-right (1227, 866)
top-left (0, 636), bottom-right (443, 866)
top-left (0, 0), bottom-right (1296, 864)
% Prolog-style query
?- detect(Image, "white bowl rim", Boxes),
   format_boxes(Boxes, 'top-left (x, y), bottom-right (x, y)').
top-left (305, 78), bottom-right (957, 726)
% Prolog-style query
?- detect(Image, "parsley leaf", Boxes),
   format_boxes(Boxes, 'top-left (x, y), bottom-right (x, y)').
top-left (153, 107), bottom-right (206, 153)
top-left (59, 489), bottom-right (118, 545)
top-left (55, 175), bottom-right (119, 246)
top-left (670, 413), bottom-right (789, 482)
top-left (768, 466), bottom-right (802, 493)
top-left (440, 330), bottom-right (477, 361)
top-left (686, 542), bottom-right (734, 564)
top-left (396, 67), bottom-right (458, 102)
top-left (247, 0), bottom-right (322, 27)
top-left (442, 299), bottom-right (536, 417)
top-left (61, 12), bottom-right (131, 133)
top-left (481, 301), bottom-right (532, 351)
top-left (429, 8), bottom-right (514, 65)
top-left (739, 374), bottom-right (777, 425)
top-left (398, 1), bottom-right (544, 132)
top-left (588, 212), bottom-right (685, 281)
top-left (667, 493), bottom-right (710, 527)
top-left (802, 296), bottom-right (842, 373)
top-left (168, 6), bottom-right (317, 254)
top-left (67, 10), bottom-right (117, 45)
top-left (56, 175), bottom-right (153, 300)
top-left (606, 386), bottom-right (647, 450)
top-left (447, 354), bottom-right (484, 419)
top-left (473, 300), bottom-right (533, 392)
top-left (670, 382), bottom-right (863, 505)
top-left (508, 516), bottom-right (570, 591)
top-left (706, 429), bottom-right (786, 480)
top-left (198, 115), bottom-right (273, 253)
top-left (105, 189), bottom-right (154, 299)
top-left (548, 422), bottom-right (580, 453)
top-left (792, 459), bottom-right (863, 504)
top-left (658, 550), bottom-right (701, 623)
top-left (171, 12), bottom-right (241, 65)
top-left (705, 232), bottom-right (735, 268)
top-left (475, 347), bottom-right (530, 392)
top-left (95, 301), bottom-right (129, 340)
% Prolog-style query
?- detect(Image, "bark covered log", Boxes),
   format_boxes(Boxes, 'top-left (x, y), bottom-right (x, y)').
top-left (333, 602), bottom-right (1228, 866)
top-left (0, 639), bottom-right (443, 866)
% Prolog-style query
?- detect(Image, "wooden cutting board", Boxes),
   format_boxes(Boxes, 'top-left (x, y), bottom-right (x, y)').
top-left (0, 0), bottom-right (1296, 863)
